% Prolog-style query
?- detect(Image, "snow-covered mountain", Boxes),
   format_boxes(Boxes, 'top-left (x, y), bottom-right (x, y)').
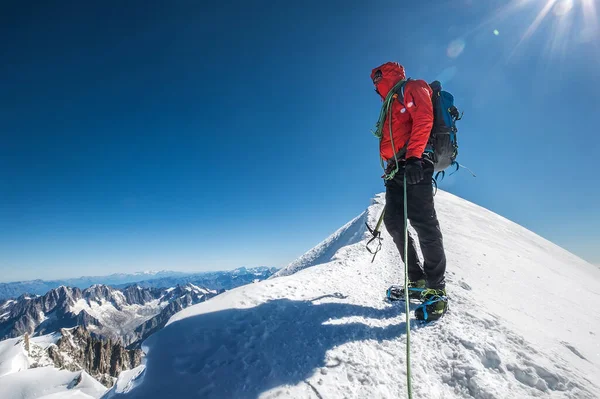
top-left (0, 283), bottom-right (217, 346)
top-left (0, 267), bottom-right (278, 301)
top-left (104, 191), bottom-right (600, 398)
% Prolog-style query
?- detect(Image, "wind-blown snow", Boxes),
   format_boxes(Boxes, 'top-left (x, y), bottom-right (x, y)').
top-left (106, 191), bottom-right (599, 398)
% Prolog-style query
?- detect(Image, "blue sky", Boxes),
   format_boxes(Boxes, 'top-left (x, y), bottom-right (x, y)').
top-left (1, 0), bottom-right (599, 282)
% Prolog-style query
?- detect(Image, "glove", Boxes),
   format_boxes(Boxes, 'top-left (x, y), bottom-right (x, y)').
top-left (405, 157), bottom-right (424, 184)
top-left (383, 159), bottom-right (398, 177)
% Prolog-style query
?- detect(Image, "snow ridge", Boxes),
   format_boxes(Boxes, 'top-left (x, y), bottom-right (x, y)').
top-left (107, 191), bottom-right (600, 398)
top-left (273, 210), bottom-right (370, 278)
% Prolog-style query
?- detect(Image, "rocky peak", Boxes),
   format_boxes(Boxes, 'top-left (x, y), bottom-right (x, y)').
top-left (41, 286), bottom-right (82, 312)
top-left (162, 283), bottom-right (209, 302)
top-left (48, 326), bottom-right (143, 387)
top-left (76, 309), bottom-right (101, 328)
top-left (121, 285), bottom-right (161, 305)
top-left (83, 284), bottom-right (114, 301)
top-left (81, 284), bottom-right (127, 311)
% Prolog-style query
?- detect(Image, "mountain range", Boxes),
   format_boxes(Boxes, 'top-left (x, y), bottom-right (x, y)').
top-left (0, 283), bottom-right (217, 346)
top-left (0, 267), bottom-right (278, 301)
top-left (0, 266), bottom-right (279, 396)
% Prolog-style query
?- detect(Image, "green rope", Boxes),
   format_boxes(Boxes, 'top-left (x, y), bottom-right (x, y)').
top-left (372, 79), bottom-right (407, 181)
top-left (403, 173), bottom-right (413, 398)
top-left (372, 78), bottom-right (413, 397)
top-left (372, 79), bottom-right (406, 139)
top-left (372, 78), bottom-right (413, 396)
top-left (385, 106), bottom-right (400, 180)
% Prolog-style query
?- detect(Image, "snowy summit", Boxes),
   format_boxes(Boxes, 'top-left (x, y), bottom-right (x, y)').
top-left (101, 191), bottom-right (599, 398)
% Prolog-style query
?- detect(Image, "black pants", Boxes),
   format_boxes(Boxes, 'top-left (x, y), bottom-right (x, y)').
top-left (383, 165), bottom-right (446, 289)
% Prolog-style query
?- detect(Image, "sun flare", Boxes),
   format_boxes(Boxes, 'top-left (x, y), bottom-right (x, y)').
top-left (471, 0), bottom-right (599, 59)
top-left (518, 0), bottom-right (597, 53)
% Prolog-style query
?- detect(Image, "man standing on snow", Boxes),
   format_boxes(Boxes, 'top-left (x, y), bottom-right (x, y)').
top-left (371, 61), bottom-right (448, 321)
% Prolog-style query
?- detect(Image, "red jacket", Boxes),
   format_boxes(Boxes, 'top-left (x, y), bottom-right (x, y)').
top-left (371, 62), bottom-right (433, 161)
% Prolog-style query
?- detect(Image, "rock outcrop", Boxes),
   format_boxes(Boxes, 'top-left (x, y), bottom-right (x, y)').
top-left (46, 326), bottom-right (143, 387)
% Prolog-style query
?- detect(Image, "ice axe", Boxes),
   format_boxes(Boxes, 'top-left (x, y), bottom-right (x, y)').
top-left (365, 208), bottom-right (385, 263)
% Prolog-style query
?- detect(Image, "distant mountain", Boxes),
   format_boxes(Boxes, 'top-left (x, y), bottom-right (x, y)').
top-left (0, 283), bottom-right (217, 346)
top-left (0, 267), bottom-right (279, 301)
top-left (0, 271), bottom-right (190, 301)
top-left (113, 266), bottom-right (279, 291)
top-left (0, 267), bottom-right (278, 392)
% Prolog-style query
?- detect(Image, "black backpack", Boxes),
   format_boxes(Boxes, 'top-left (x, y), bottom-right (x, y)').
top-left (425, 80), bottom-right (462, 176)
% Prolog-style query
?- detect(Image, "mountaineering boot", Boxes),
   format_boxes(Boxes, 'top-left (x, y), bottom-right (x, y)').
top-left (415, 288), bottom-right (448, 321)
top-left (386, 279), bottom-right (426, 301)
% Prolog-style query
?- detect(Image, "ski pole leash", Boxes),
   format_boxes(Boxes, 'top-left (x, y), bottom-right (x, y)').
top-left (403, 173), bottom-right (413, 398)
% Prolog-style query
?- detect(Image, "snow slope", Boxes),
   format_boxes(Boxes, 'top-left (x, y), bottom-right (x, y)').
top-left (0, 367), bottom-right (106, 399)
top-left (0, 337), bottom-right (30, 377)
top-left (104, 191), bottom-right (600, 398)
top-left (0, 333), bottom-right (62, 378)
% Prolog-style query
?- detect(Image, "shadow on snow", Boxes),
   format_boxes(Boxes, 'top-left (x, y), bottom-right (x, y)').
top-left (118, 297), bottom-right (409, 399)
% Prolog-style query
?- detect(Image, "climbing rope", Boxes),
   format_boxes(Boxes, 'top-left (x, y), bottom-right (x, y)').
top-left (372, 79), bottom-right (407, 181)
top-left (403, 173), bottom-right (413, 399)
top-left (371, 78), bottom-right (414, 397)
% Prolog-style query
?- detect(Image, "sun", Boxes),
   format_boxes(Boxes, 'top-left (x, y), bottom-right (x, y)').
top-left (472, 0), bottom-right (599, 59)
top-left (521, 0), bottom-right (597, 47)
